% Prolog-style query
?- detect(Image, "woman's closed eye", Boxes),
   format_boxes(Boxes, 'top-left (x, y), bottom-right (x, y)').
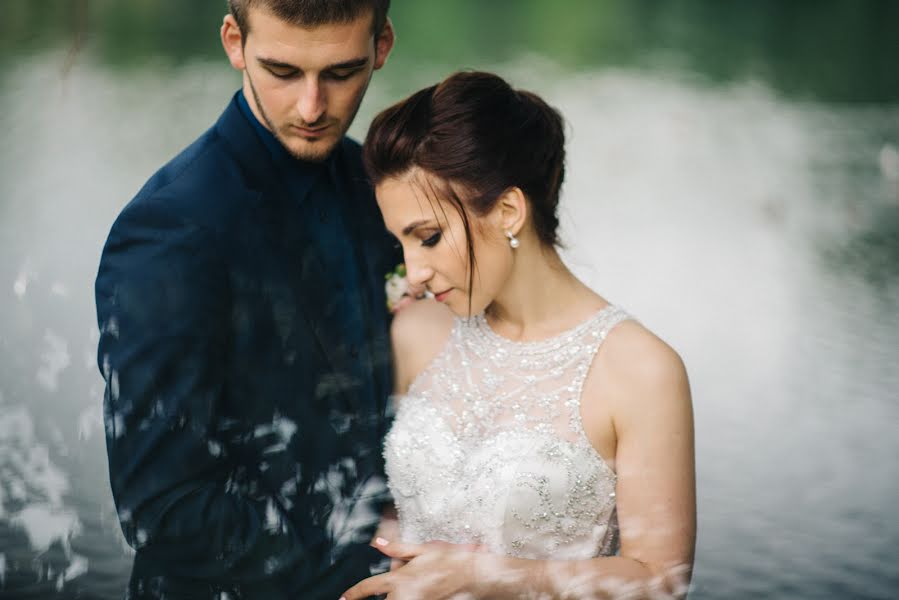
top-left (421, 232), bottom-right (442, 247)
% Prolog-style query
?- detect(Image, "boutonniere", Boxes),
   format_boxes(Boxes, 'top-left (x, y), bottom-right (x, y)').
top-left (385, 263), bottom-right (409, 312)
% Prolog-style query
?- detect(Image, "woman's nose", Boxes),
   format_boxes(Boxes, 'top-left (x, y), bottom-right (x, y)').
top-left (404, 258), bottom-right (433, 288)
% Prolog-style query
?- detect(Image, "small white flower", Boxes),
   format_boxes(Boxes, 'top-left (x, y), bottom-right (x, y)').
top-left (384, 264), bottom-right (409, 312)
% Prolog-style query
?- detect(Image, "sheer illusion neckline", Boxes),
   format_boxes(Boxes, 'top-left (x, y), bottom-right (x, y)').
top-left (386, 302), bottom-right (627, 559)
top-left (468, 304), bottom-right (616, 353)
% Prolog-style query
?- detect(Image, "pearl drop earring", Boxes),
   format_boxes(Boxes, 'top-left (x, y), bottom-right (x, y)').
top-left (505, 231), bottom-right (520, 249)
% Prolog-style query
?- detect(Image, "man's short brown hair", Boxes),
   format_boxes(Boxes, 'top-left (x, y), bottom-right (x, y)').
top-left (227, 0), bottom-right (390, 39)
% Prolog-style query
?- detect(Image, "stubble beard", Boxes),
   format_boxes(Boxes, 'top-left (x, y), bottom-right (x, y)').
top-left (245, 70), bottom-right (370, 163)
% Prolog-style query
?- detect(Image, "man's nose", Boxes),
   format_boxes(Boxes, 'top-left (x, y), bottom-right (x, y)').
top-left (297, 78), bottom-right (326, 125)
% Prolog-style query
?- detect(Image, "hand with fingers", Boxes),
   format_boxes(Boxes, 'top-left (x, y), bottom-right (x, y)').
top-left (340, 537), bottom-right (489, 600)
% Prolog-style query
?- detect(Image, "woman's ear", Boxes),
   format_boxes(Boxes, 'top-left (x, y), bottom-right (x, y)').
top-left (221, 14), bottom-right (246, 71)
top-left (497, 187), bottom-right (528, 237)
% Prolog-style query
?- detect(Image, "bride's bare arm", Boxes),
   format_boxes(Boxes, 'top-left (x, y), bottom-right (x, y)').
top-left (390, 298), bottom-right (455, 394)
top-left (481, 321), bottom-right (696, 598)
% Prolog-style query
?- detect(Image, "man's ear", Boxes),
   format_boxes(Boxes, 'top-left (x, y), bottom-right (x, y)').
top-left (373, 17), bottom-right (395, 70)
top-left (497, 187), bottom-right (528, 237)
top-left (221, 14), bottom-right (246, 71)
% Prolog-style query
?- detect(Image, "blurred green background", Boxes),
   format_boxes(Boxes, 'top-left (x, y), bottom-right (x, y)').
top-left (2, 0), bottom-right (898, 101)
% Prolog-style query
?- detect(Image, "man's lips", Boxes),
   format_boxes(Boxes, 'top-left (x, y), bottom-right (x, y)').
top-left (292, 124), bottom-right (330, 137)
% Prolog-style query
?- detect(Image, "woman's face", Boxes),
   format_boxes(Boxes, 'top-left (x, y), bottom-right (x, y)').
top-left (376, 171), bottom-right (514, 317)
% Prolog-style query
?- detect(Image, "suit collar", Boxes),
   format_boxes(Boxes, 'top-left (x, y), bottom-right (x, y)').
top-left (218, 92), bottom-right (342, 202)
top-left (234, 91), bottom-right (335, 206)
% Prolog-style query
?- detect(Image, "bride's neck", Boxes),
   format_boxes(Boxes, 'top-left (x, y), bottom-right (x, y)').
top-left (485, 245), bottom-right (602, 341)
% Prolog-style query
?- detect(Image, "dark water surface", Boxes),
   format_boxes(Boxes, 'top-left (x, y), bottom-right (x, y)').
top-left (2, 1), bottom-right (898, 598)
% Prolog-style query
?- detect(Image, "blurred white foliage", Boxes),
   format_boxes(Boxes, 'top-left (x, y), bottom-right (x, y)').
top-left (264, 498), bottom-right (283, 533)
top-left (104, 412), bottom-right (126, 440)
top-left (36, 330), bottom-right (70, 392)
top-left (879, 144), bottom-right (899, 182)
top-left (1, 407), bottom-right (72, 506)
top-left (62, 554), bottom-right (88, 582)
top-left (279, 478), bottom-right (297, 510)
top-left (13, 276), bottom-right (27, 298)
top-left (263, 556), bottom-right (279, 575)
top-left (274, 415), bottom-right (297, 443)
top-left (49, 425), bottom-right (68, 457)
top-left (85, 326), bottom-right (100, 370)
top-left (254, 413), bottom-right (298, 455)
top-left (77, 403), bottom-right (102, 442)
top-left (207, 440), bottom-right (222, 456)
top-left (317, 460), bottom-right (383, 553)
top-left (11, 505), bottom-right (81, 554)
top-left (0, 402), bottom-right (86, 582)
top-left (13, 263), bottom-right (35, 299)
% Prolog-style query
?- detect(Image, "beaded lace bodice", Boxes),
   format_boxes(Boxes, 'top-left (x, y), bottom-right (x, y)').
top-left (384, 305), bottom-right (630, 559)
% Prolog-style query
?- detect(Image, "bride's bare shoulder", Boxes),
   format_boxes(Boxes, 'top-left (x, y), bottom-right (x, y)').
top-left (590, 318), bottom-right (692, 429)
top-left (391, 299), bottom-right (456, 393)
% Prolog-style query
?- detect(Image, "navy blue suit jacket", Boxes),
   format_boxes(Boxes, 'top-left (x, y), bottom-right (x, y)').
top-left (95, 95), bottom-right (399, 599)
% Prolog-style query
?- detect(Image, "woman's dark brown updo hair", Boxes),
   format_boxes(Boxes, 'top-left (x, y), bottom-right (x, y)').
top-left (363, 71), bottom-right (566, 311)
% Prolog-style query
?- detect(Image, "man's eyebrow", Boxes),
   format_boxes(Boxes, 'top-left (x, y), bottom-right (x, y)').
top-left (402, 219), bottom-right (436, 236)
top-left (257, 57), bottom-right (298, 70)
top-left (256, 56), bottom-right (370, 71)
top-left (323, 56), bottom-right (369, 71)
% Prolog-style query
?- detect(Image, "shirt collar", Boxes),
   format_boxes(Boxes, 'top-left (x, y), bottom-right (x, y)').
top-left (236, 90), bottom-right (335, 195)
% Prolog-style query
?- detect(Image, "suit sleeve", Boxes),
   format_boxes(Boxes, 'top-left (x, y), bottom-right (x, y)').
top-left (95, 200), bottom-right (317, 584)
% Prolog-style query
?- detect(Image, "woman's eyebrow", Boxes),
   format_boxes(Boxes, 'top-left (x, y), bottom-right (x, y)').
top-left (402, 219), bottom-right (435, 236)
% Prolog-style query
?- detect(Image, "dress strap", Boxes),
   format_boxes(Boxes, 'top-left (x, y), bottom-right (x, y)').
top-left (569, 306), bottom-right (632, 438)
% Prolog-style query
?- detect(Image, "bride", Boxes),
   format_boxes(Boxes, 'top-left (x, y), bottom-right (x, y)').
top-left (341, 71), bottom-right (695, 599)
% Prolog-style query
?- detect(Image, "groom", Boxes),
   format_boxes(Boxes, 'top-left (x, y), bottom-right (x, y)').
top-left (95, 1), bottom-right (398, 598)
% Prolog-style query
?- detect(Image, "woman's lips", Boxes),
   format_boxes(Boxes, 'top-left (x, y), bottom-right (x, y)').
top-left (434, 289), bottom-right (452, 302)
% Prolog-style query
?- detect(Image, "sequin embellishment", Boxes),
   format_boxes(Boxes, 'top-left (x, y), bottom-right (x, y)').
top-left (384, 305), bottom-right (630, 559)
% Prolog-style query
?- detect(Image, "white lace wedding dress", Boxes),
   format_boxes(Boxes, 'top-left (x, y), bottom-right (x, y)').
top-left (384, 305), bottom-right (631, 559)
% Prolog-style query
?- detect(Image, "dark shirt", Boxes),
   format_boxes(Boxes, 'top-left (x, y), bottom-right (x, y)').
top-left (236, 92), bottom-right (368, 373)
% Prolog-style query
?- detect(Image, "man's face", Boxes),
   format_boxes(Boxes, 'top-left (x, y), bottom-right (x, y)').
top-left (222, 7), bottom-right (393, 162)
